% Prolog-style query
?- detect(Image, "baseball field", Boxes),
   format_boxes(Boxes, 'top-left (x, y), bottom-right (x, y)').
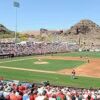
top-left (0, 52), bottom-right (100, 88)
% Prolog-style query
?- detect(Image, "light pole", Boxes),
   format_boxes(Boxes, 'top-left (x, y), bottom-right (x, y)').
top-left (13, 0), bottom-right (20, 42)
top-left (15, 5), bottom-right (17, 42)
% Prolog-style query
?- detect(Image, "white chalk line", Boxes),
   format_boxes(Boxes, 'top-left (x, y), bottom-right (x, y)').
top-left (0, 57), bottom-right (35, 64)
top-left (0, 66), bottom-right (56, 74)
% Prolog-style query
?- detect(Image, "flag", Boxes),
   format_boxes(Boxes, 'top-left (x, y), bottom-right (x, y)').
top-left (14, 1), bottom-right (20, 8)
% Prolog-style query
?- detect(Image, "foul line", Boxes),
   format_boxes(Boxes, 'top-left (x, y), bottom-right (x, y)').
top-left (0, 65), bottom-right (98, 78)
top-left (0, 57), bottom-right (35, 64)
top-left (0, 66), bottom-right (56, 74)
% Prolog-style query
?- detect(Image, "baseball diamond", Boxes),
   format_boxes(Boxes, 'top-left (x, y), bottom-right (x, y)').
top-left (0, 52), bottom-right (100, 88)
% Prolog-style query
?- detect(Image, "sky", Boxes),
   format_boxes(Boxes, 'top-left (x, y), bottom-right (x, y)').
top-left (0, 0), bottom-right (100, 32)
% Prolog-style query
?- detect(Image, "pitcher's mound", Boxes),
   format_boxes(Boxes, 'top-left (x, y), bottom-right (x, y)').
top-left (34, 61), bottom-right (49, 64)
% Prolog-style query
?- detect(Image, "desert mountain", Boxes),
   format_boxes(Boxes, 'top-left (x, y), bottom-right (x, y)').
top-left (65, 19), bottom-right (100, 35)
top-left (63, 19), bottom-right (100, 47)
top-left (0, 24), bottom-right (13, 34)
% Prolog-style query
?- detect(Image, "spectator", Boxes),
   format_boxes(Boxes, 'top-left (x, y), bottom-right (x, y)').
top-left (0, 79), bottom-right (100, 100)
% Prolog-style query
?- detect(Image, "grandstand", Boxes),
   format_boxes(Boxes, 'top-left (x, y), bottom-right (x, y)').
top-left (0, 41), bottom-right (79, 57)
top-left (0, 79), bottom-right (100, 100)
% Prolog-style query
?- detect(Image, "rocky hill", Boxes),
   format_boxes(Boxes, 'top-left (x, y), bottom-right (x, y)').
top-left (0, 24), bottom-right (12, 34)
top-left (0, 24), bottom-right (15, 38)
top-left (63, 19), bottom-right (100, 48)
top-left (65, 19), bottom-right (100, 35)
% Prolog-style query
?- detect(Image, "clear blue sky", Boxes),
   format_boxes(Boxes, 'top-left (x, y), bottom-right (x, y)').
top-left (0, 0), bottom-right (100, 31)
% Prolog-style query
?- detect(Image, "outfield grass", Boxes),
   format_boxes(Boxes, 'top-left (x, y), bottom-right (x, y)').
top-left (0, 51), bottom-right (100, 63)
top-left (0, 59), bottom-right (85, 71)
top-left (52, 52), bottom-right (100, 58)
top-left (0, 68), bottom-right (100, 88)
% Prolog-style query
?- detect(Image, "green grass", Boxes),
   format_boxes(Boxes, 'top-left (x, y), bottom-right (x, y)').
top-left (0, 51), bottom-right (100, 63)
top-left (0, 68), bottom-right (100, 88)
top-left (52, 52), bottom-right (100, 58)
top-left (0, 59), bottom-right (85, 71)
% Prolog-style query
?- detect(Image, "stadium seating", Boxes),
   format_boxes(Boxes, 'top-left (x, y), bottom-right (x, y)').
top-left (0, 79), bottom-right (100, 100)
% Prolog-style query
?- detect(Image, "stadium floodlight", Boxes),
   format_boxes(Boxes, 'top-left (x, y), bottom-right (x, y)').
top-left (13, 0), bottom-right (20, 43)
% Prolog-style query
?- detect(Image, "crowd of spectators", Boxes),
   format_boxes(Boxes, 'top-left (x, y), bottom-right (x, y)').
top-left (0, 80), bottom-right (100, 100)
top-left (0, 42), bottom-right (79, 57)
